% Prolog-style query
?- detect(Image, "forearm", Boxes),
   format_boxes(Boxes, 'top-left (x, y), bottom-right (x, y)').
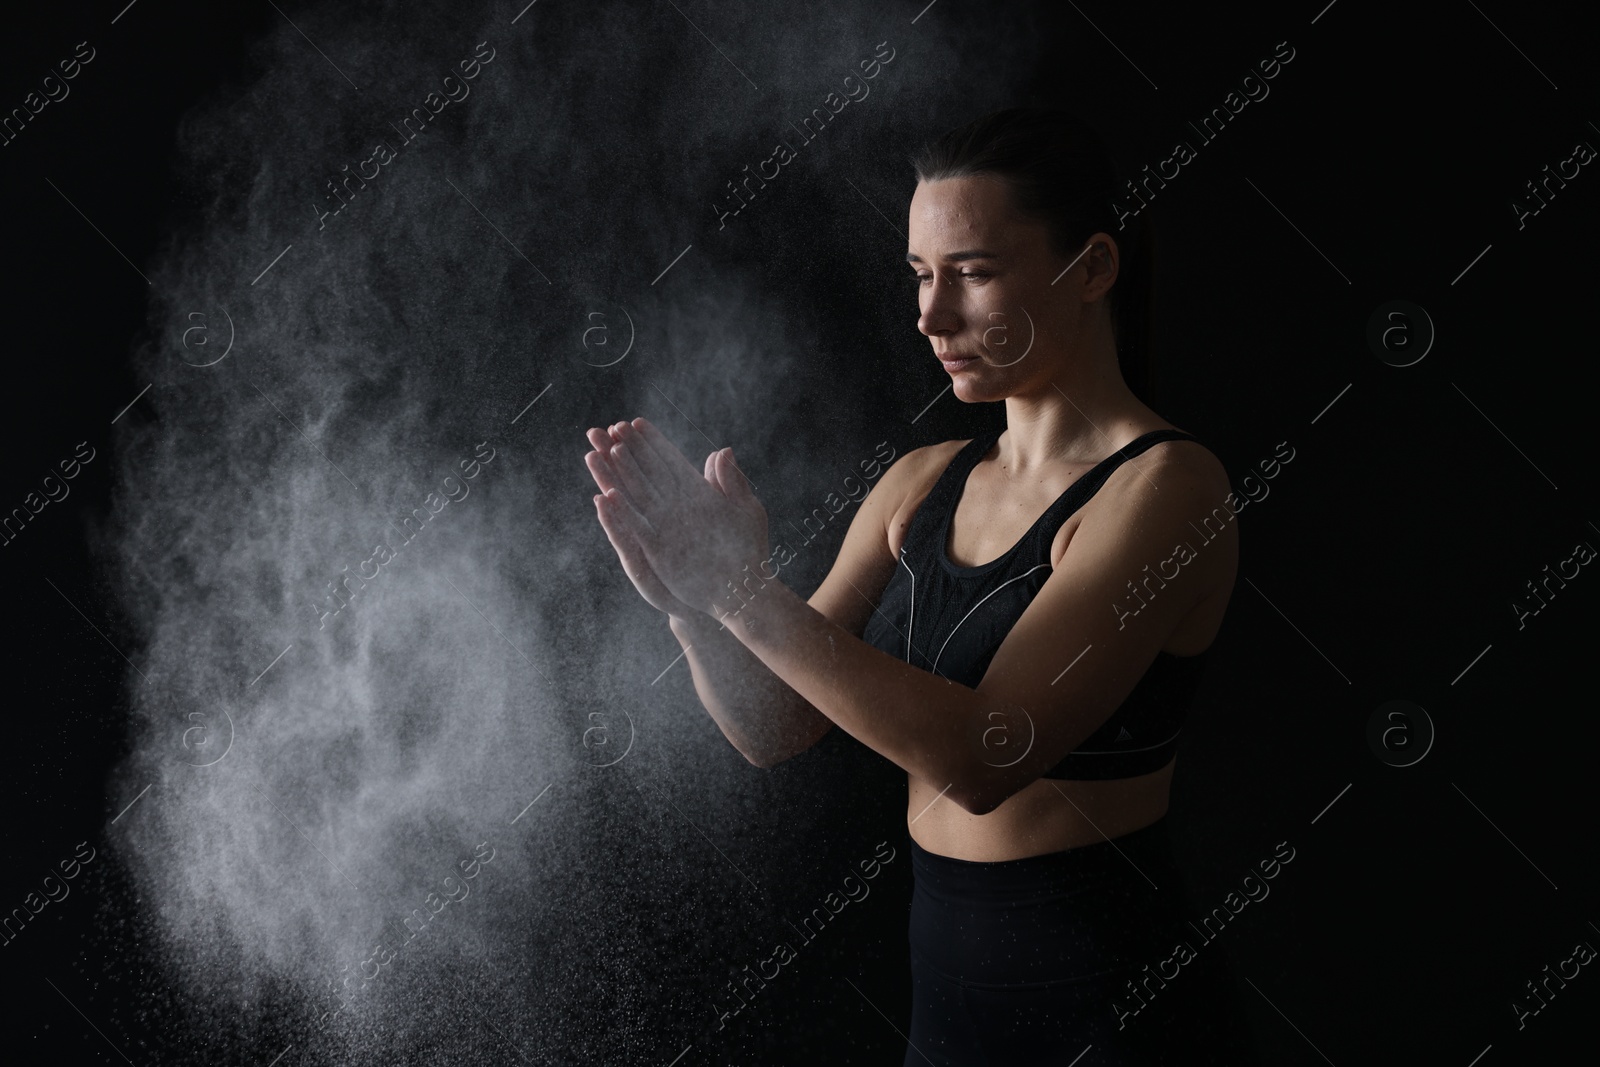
top-left (668, 610), bottom-right (833, 768)
top-left (714, 578), bottom-right (1020, 812)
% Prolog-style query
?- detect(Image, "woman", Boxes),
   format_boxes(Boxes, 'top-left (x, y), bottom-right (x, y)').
top-left (582, 107), bottom-right (1258, 1065)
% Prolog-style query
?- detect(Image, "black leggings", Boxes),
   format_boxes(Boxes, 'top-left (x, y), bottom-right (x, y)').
top-left (905, 817), bottom-right (1259, 1066)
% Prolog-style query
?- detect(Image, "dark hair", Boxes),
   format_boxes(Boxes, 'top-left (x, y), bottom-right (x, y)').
top-left (909, 107), bottom-right (1157, 401)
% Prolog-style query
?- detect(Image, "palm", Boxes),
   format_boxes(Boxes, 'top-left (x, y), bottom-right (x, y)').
top-left (585, 422), bottom-right (765, 620)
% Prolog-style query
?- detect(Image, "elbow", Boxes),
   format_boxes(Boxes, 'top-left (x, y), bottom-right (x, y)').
top-left (950, 784), bottom-right (1005, 818)
top-left (743, 748), bottom-right (778, 770)
top-left (744, 738), bottom-right (815, 770)
top-left (949, 771), bottom-right (1020, 817)
top-left (956, 794), bottom-right (1002, 818)
top-left (742, 738), bottom-right (799, 770)
top-left (749, 720), bottom-right (832, 770)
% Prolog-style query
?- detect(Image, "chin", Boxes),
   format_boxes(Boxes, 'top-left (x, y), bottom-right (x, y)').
top-left (951, 379), bottom-right (1002, 404)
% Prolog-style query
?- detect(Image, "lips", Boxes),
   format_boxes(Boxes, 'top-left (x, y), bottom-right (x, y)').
top-left (938, 353), bottom-right (979, 371)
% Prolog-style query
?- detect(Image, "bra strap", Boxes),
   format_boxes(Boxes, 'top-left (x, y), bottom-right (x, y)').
top-left (905, 428), bottom-right (1201, 559)
top-left (1016, 429), bottom-right (1203, 555)
top-left (899, 428), bottom-right (1002, 559)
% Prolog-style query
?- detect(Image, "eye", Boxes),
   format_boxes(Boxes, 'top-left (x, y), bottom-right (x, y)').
top-left (909, 270), bottom-right (991, 287)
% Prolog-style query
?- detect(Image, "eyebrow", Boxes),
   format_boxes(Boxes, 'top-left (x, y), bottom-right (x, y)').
top-left (905, 249), bottom-right (1002, 264)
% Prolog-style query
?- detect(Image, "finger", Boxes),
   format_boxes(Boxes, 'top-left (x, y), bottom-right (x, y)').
top-left (586, 427), bottom-right (611, 452)
top-left (614, 419), bottom-right (688, 498)
top-left (593, 490), bottom-right (636, 562)
top-left (596, 484), bottom-right (656, 545)
top-left (595, 494), bottom-right (671, 608)
top-left (713, 447), bottom-right (759, 511)
top-left (708, 447), bottom-right (732, 495)
top-left (713, 454), bottom-right (736, 499)
top-left (587, 446), bottom-right (649, 506)
top-left (716, 445), bottom-right (758, 497)
top-left (594, 492), bottom-right (667, 597)
top-left (608, 439), bottom-right (667, 514)
top-left (597, 488), bottom-right (691, 611)
top-left (718, 456), bottom-right (766, 531)
top-left (626, 417), bottom-right (704, 495)
top-left (585, 444), bottom-right (619, 489)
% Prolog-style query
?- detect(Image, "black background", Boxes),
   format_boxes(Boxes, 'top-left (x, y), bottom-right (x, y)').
top-left (1, 1), bottom-right (1595, 1064)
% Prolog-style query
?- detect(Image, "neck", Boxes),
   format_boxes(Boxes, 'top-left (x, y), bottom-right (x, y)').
top-left (998, 331), bottom-right (1148, 474)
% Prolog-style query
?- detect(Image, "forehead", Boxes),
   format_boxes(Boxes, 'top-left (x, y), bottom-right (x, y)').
top-left (907, 176), bottom-right (1037, 259)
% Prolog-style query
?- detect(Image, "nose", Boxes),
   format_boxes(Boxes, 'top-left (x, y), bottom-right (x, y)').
top-left (917, 271), bottom-right (962, 339)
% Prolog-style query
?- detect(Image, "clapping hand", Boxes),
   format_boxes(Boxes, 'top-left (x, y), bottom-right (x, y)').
top-left (584, 418), bottom-right (769, 622)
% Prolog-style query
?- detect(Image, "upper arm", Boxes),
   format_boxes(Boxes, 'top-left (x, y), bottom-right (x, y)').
top-left (972, 445), bottom-right (1239, 789)
top-left (805, 444), bottom-right (937, 639)
top-left (759, 444), bottom-right (944, 763)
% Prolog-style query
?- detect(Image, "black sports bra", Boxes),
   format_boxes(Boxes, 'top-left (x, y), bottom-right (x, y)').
top-left (861, 427), bottom-right (1213, 780)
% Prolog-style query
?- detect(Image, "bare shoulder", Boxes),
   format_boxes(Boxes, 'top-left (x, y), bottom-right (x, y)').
top-left (1078, 429), bottom-right (1238, 580)
top-left (877, 438), bottom-right (972, 560)
top-left (1123, 432), bottom-right (1231, 502)
top-left (804, 437), bottom-right (970, 639)
top-left (1090, 431), bottom-right (1235, 530)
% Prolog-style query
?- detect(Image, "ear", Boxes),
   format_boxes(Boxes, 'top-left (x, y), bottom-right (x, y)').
top-left (1080, 232), bottom-right (1121, 303)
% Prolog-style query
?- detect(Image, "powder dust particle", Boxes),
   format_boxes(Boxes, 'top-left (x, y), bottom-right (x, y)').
top-left (96, 1), bottom-right (1041, 1062)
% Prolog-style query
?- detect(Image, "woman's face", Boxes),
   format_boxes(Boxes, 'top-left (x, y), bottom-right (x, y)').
top-left (907, 175), bottom-right (1116, 402)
